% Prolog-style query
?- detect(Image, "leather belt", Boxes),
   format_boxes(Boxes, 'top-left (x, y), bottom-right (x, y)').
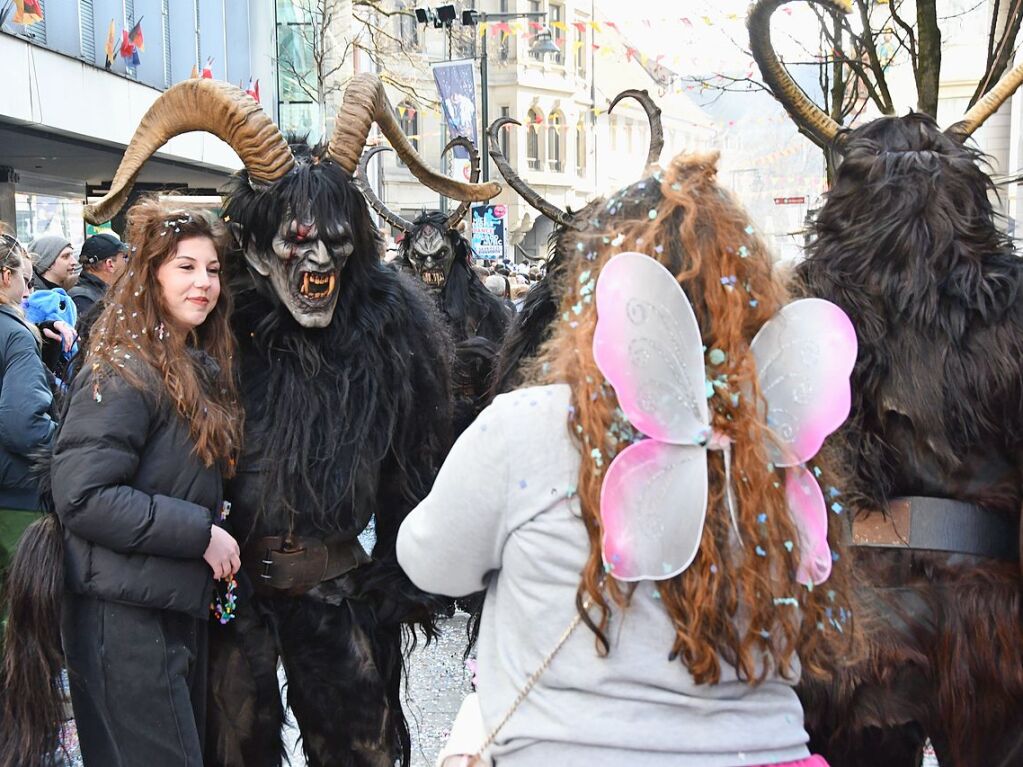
top-left (850, 496), bottom-right (1019, 561)
top-left (242, 534), bottom-right (371, 596)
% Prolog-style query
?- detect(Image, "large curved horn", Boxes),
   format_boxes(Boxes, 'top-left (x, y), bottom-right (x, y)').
top-left (328, 74), bottom-right (500, 202)
top-left (442, 136), bottom-right (484, 229)
top-left (948, 60), bottom-right (1023, 140)
top-left (486, 117), bottom-right (582, 230)
top-left (608, 89), bottom-right (664, 171)
top-left (84, 80), bottom-right (293, 225)
top-left (354, 146), bottom-right (414, 232)
top-left (748, 0), bottom-right (848, 147)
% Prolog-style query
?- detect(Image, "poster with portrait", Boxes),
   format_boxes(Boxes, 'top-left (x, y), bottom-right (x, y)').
top-left (432, 59), bottom-right (479, 164)
top-left (471, 204), bottom-right (507, 262)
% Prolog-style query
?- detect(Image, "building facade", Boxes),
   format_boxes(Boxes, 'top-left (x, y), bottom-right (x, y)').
top-left (361, 0), bottom-right (717, 263)
top-left (0, 0), bottom-right (278, 243)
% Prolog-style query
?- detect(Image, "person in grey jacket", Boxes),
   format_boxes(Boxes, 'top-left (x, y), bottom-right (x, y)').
top-left (0, 201), bottom-right (244, 767)
top-left (0, 233), bottom-right (56, 576)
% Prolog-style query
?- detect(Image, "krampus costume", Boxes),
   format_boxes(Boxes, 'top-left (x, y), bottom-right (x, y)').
top-left (750, 1), bottom-right (1023, 765)
top-left (80, 76), bottom-right (500, 767)
top-left (357, 137), bottom-right (510, 424)
top-left (487, 90), bottom-right (663, 394)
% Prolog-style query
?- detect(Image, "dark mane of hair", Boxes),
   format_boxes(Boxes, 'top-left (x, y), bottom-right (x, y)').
top-left (796, 112), bottom-right (1023, 511)
top-left (224, 148), bottom-right (452, 536)
top-left (489, 227), bottom-right (563, 394)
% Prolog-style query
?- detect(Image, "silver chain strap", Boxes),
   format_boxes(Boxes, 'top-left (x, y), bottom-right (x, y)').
top-left (475, 600), bottom-right (590, 758)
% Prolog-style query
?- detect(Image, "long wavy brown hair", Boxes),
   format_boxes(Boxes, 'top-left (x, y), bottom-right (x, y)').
top-left (86, 198), bottom-right (242, 473)
top-left (531, 153), bottom-right (856, 685)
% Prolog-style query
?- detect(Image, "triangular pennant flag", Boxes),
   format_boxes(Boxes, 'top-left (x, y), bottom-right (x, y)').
top-left (253, 79), bottom-right (260, 102)
top-left (202, 57), bottom-right (213, 78)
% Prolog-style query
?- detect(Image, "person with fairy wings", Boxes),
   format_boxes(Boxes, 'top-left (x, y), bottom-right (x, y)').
top-left (398, 152), bottom-right (859, 767)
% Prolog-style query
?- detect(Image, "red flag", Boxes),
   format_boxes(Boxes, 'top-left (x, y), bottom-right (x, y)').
top-left (129, 17), bottom-right (144, 53)
top-left (202, 58), bottom-right (214, 79)
top-left (605, 21), bottom-right (619, 32)
top-left (253, 79), bottom-right (260, 102)
top-left (572, 21), bottom-right (586, 34)
top-left (120, 30), bottom-right (133, 58)
top-left (13, 0), bottom-right (43, 25)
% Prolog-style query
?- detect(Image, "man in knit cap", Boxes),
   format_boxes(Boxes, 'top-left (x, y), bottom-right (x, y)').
top-left (29, 234), bottom-right (78, 291)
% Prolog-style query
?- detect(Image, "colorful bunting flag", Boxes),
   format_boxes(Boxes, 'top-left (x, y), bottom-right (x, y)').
top-left (245, 78), bottom-right (261, 103)
top-left (202, 58), bottom-right (214, 79)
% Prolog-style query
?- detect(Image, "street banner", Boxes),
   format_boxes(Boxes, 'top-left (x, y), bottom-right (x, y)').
top-left (471, 204), bottom-right (507, 262)
top-left (432, 59), bottom-right (478, 161)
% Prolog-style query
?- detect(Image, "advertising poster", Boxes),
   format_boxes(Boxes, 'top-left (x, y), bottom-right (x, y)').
top-left (432, 59), bottom-right (479, 163)
top-left (471, 204), bottom-right (507, 262)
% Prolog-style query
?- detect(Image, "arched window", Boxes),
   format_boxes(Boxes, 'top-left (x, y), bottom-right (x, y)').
top-left (527, 108), bottom-right (542, 170)
top-left (397, 102), bottom-right (418, 168)
top-left (547, 112), bottom-right (563, 172)
top-left (576, 118), bottom-right (586, 176)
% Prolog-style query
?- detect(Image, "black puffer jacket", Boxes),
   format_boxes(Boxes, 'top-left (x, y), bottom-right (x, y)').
top-left (50, 360), bottom-right (220, 618)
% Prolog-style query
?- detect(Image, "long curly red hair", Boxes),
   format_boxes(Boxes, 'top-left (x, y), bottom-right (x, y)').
top-left (530, 153), bottom-right (857, 685)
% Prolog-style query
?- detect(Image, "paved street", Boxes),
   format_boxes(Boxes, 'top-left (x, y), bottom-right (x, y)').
top-left (282, 613), bottom-right (474, 767)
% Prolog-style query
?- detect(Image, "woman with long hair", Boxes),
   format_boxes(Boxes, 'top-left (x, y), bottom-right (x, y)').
top-left (398, 153), bottom-right (857, 766)
top-left (0, 233), bottom-right (56, 588)
top-left (0, 200), bottom-right (244, 767)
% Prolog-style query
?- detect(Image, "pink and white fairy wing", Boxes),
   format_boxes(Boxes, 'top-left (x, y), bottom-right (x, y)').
top-left (785, 465), bottom-right (832, 585)
top-left (593, 252), bottom-right (709, 445)
top-left (600, 439), bottom-right (708, 581)
top-left (749, 298), bottom-right (857, 468)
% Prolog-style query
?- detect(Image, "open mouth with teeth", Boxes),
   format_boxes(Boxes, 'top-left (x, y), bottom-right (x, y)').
top-left (420, 270), bottom-right (446, 288)
top-left (298, 270), bottom-right (337, 301)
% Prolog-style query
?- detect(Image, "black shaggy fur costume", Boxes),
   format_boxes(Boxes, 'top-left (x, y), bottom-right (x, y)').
top-left (795, 114), bottom-right (1023, 767)
top-left (205, 148), bottom-right (455, 767)
top-left (399, 211), bottom-right (510, 427)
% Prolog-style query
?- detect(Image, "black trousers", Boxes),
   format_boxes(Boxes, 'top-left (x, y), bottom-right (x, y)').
top-left (62, 593), bottom-right (208, 767)
top-left (205, 593), bottom-right (401, 767)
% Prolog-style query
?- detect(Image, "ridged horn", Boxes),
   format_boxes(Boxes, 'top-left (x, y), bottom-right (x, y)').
top-left (486, 117), bottom-right (582, 230)
top-left (748, 0), bottom-right (848, 147)
top-left (355, 147), bottom-right (414, 232)
top-left (84, 79), bottom-right (293, 225)
top-left (442, 136), bottom-right (484, 229)
top-left (948, 60), bottom-right (1023, 140)
top-left (328, 74), bottom-right (500, 202)
top-left (608, 89), bottom-right (664, 171)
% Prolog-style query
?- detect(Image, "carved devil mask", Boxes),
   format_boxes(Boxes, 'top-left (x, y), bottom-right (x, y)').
top-left (407, 223), bottom-right (457, 290)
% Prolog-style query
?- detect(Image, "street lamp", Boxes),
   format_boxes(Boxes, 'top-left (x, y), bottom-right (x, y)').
top-left (417, 7), bottom-right (559, 181)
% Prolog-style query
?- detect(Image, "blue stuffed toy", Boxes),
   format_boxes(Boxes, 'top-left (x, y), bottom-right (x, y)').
top-left (23, 287), bottom-right (79, 360)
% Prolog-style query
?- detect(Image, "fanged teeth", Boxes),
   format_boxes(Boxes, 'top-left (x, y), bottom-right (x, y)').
top-left (423, 272), bottom-right (444, 286)
top-left (299, 272), bottom-right (336, 299)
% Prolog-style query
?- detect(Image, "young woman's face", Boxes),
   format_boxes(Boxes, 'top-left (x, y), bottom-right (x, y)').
top-left (156, 237), bottom-right (221, 331)
top-left (1, 254), bottom-right (31, 305)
